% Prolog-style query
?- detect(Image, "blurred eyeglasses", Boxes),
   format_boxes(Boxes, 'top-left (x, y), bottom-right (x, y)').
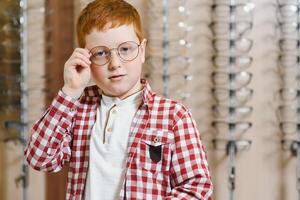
top-left (212, 3), bottom-right (255, 20)
top-left (280, 121), bottom-right (300, 135)
top-left (148, 39), bottom-right (195, 57)
top-left (89, 41), bottom-right (141, 66)
top-left (147, 4), bottom-right (191, 24)
top-left (210, 21), bottom-right (253, 38)
top-left (277, 0), bottom-right (300, 4)
top-left (281, 139), bottom-right (299, 156)
top-left (212, 105), bottom-right (253, 119)
top-left (214, 0), bottom-right (253, 5)
top-left (213, 38), bottom-right (253, 53)
top-left (211, 71), bottom-right (252, 89)
top-left (212, 87), bottom-right (253, 105)
top-left (277, 4), bottom-right (300, 22)
top-left (279, 39), bottom-right (300, 51)
top-left (145, 55), bottom-right (193, 72)
top-left (212, 138), bottom-right (252, 155)
top-left (279, 88), bottom-right (300, 101)
top-left (145, 72), bottom-right (193, 94)
top-left (213, 55), bottom-right (253, 71)
top-left (278, 54), bottom-right (299, 69)
top-left (277, 22), bottom-right (300, 37)
top-left (277, 105), bottom-right (300, 120)
top-left (212, 121), bottom-right (252, 135)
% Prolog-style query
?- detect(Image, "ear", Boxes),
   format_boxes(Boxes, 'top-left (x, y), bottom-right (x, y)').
top-left (140, 39), bottom-right (147, 63)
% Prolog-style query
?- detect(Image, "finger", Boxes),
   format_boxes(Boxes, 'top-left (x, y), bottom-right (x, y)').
top-left (74, 48), bottom-right (91, 58)
top-left (70, 58), bottom-right (90, 68)
top-left (73, 52), bottom-right (91, 65)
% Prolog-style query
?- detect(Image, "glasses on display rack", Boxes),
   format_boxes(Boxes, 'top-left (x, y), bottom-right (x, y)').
top-left (212, 138), bottom-right (252, 154)
top-left (89, 41), bottom-right (141, 66)
top-left (277, 105), bottom-right (300, 120)
top-left (147, 25), bottom-right (201, 46)
top-left (212, 121), bottom-right (252, 136)
top-left (212, 38), bottom-right (253, 54)
top-left (281, 139), bottom-right (300, 156)
top-left (147, 4), bottom-right (191, 25)
top-left (212, 3), bottom-right (255, 20)
top-left (211, 71), bottom-right (252, 89)
top-left (279, 88), bottom-right (300, 101)
top-left (145, 55), bottom-right (193, 72)
top-left (212, 105), bottom-right (253, 119)
top-left (279, 39), bottom-right (300, 51)
top-left (212, 87), bottom-right (253, 106)
top-left (280, 121), bottom-right (300, 135)
top-left (145, 72), bottom-right (194, 93)
top-left (210, 21), bottom-right (253, 39)
top-left (212, 55), bottom-right (253, 71)
top-left (277, 4), bottom-right (300, 23)
top-left (278, 53), bottom-right (300, 71)
top-left (277, 22), bottom-right (300, 38)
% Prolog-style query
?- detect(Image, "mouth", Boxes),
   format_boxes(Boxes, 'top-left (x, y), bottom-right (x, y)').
top-left (109, 74), bottom-right (126, 80)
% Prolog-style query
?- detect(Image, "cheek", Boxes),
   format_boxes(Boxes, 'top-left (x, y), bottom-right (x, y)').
top-left (91, 65), bottom-right (106, 80)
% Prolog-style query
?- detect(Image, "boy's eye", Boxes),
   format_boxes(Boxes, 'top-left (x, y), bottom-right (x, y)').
top-left (119, 46), bottom-right (131, 53)
top-left (94, 50), bottom-right (109, 57)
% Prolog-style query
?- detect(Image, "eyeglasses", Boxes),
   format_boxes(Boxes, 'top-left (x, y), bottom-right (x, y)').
top-left (212, 121), bottom-right (252, 136)
top-left (145, 55), bottom-right (193, 72)
top-left (211, 71), bottom-right (252, 89)
top-left (279, 39), bottom-right (300, 51)
top-left (277, 4), bottom-right (300, 22)
top-left (281, 139), bottom-right (299, 156)
top-left (89, 41), bottom-right (141, 66)
top-left (278, 22), bottom-right (300, 36)
top-left (280, 121), bottom-right (300, 135)
top-left (212, 3), bottom-right (255, 20)
top-left (212, 138), bottom-right (252, 155)
top-left (279, 88), bottom-right (300, 101)
top-left (213, 55), bottom-right (253, 71)
top-left (212, 105), bottom-right (253, 119)
top-left (210, 21), bottom-right (253, 38)
top-left (278, 105), bottom-right (300, 120)
top-left (212, 87), bottom-right (253, 106)
top-left (278, 53), bottom-right (300, 70)
top-left (213, 38), bottom-right (253, 53)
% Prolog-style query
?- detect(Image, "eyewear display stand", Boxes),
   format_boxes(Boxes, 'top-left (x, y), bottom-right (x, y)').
top-left (278, 1), bottom-right (300, 199)
top-left (1, 0), bottom-right (29, 200)
top-left (162, 0), bottom-right (170, 98)
top-left (211, 0), bottom-right (254, 199)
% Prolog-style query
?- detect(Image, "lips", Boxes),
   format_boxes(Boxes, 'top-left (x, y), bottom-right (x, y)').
top-left (109, 74), bottom-right (125, 80)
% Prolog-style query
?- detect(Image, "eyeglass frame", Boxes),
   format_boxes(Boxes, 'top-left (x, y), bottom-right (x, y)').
top-left (89, 40), bottom-right (146, 66)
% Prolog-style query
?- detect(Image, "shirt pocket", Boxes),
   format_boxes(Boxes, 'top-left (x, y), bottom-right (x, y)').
top-left (138, 129), bottom-right (173, 173)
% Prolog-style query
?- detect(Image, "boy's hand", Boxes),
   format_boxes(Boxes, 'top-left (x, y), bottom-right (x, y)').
top-left (62, 48), bottom-right (92, 99)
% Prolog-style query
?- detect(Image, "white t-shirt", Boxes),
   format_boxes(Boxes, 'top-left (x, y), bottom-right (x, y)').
top-left (84, 91), bottom-right (142, 200)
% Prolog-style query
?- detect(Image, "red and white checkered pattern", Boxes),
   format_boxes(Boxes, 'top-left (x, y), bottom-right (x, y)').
top-left (25, 80), bottom-right (213, 200)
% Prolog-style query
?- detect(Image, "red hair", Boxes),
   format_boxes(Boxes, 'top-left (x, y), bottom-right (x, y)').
top-left (76, 0), bottom-right (144, 48)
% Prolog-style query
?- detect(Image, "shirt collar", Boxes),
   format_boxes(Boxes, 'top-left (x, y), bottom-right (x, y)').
top-left (101, 89), bottom-right (142, 107)
top-left (83, 79), bottom-right (155, 108)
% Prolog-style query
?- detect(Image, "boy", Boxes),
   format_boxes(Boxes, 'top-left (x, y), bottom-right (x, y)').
top-left (24, 0), bottom-right (213, 199)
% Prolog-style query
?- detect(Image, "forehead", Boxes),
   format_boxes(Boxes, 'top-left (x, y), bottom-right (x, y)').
top-left (85, 24), bottom-right (139, 49)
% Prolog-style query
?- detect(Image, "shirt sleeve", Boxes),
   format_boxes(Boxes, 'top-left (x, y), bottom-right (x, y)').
top-left (165, 106), bottom-right (213, 200)
top-left (24, 90), bottom-right (80, 172)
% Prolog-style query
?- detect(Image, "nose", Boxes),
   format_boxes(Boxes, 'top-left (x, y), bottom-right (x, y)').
top-left (108, 50), bottom-right (121, 70)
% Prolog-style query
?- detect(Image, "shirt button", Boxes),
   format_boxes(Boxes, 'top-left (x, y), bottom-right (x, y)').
top-left (112, 109), bottom-right (117, 114)
top-left (70, 108), bottom-right (76, 112)
top-left (153, 137), bottom-right (160, 144)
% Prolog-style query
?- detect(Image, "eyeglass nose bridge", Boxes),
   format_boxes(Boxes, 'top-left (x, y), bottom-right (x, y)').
top-left (106, 47), bottom-right (123, 63)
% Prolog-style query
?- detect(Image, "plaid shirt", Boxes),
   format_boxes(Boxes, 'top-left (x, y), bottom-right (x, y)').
top-left (25, 80), bottom-right (213, 200)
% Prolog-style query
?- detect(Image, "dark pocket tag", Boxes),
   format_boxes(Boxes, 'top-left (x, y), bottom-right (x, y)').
top-left (149, 145), bottom-right (162, 163)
